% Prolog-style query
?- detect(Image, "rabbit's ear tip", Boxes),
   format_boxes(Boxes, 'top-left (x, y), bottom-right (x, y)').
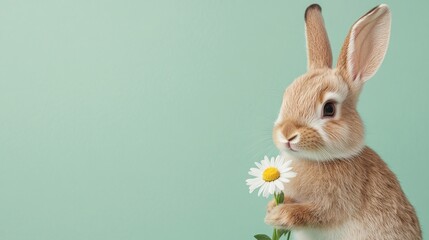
top-left (306, 3), bottom-right (322, 11)
top-left (305, 4), bottom-right (322, 20)
top-left (362, 4), bottom-right (390, 19)
top-left (378, 4), bottom-right (389, 9)
top-left (377, 4), bottom-right (390, 14)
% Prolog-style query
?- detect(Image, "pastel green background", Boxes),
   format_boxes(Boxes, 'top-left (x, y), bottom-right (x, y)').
top-left (0, 0), bottom-right (427, 239)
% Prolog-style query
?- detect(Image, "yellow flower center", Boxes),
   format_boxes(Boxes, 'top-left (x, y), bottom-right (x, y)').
top-left (262, 167), bottom-right (280, 182)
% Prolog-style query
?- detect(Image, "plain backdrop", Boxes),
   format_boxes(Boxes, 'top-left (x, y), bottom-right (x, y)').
top-left (0, 0), bottom-right (427, 239)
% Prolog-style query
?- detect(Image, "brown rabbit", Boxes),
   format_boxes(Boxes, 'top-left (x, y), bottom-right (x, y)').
top-left (264, 4), bottom-right (422, 240)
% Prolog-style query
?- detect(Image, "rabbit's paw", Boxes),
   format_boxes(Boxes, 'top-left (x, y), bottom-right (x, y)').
top-left (267, 196), bottom-right (296, 214)
top-left (266, 203), bottom-right (313, 228)
top-left (266, 199), bottom-right (277, 214)
top-left (264, 204), bottom-right (293, 229)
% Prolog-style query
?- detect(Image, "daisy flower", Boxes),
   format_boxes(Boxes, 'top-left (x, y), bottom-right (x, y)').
top-left (246, 155), bottom-right (296, 198)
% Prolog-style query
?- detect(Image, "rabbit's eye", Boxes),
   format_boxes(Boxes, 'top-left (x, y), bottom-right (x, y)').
top-left (323, 102), bottom-right (336, 117)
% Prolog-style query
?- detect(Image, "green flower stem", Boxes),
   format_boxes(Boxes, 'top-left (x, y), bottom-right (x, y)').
top-left (272, 193), bottom-right (281, 240)
top-left (272, 192), bottom-right (291, 240)
top-left (272, 228), bottom-right (278, 240)
top-left (254, 192), bottom-right (291, 240)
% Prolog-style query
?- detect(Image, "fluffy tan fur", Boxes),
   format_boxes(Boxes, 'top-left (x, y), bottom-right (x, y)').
top-left (266, 4), bottom-right (422, 239)
top-left (266, 148), bottom-right (421, 239)
top-left (305, 4), bottom-right (332, 69)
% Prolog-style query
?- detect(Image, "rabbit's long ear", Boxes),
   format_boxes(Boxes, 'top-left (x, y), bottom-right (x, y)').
top-left (305, 4), bottom-right (332, 70)
top-left (337, 4), bottom-right (391, 84)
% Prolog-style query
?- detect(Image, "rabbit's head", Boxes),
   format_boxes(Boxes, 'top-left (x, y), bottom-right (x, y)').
top-left (273, 4), bottom-right (391, 161)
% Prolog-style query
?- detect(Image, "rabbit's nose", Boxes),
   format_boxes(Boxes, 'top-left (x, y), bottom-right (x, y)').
top-left (281, 120), bottom-right (299, 139)
top-left (287, 134), bottom-right (298, 142)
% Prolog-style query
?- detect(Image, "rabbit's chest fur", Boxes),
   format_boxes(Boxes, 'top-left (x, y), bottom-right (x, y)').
top-left (284, 152), bottom-right (367, 215)
top-left (293, 219), bottom-right (362, 240)
top-left (282, 147), bottom-right (421, 239)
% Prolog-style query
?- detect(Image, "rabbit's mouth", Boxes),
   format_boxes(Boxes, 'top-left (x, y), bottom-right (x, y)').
top-left (286, 142), bottom-right (298, 152)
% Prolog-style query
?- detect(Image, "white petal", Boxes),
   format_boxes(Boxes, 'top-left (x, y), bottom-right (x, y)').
top-left (246, 178), bottom-right (259, 185)
top-left (249, 167), bottom-right (260, 173)
top-left (248, 172), bottom-right (259, 178)
top-left (255, 162), bottom-right (262, 169)
top-left (262, 157), bottom-right (269, 168)
top-left (279, 156), bottom-right (285, 168)
top-left (270, 157), bottom-right (275, 166)
top-left (248, 168), bottom-right (261, 177)
top-left (258, 183), bottom-right (266, 196)
top-left (268, 182), bottom-right (275, 195)
top-left (263, 184), bottom-right (270, 198)
top-left (249, 180), bottom-right (264, 193)
top-left (274, 155), bottom-right (282, 167)
top-left (274, 180), bottom-right (284, 191)
top-left (282, 171), bottom-right (297, 179)
top-left (280, 160), bottom-right (292, 169)
top-left (264, 158), bottom-right (269, 166)
top-left (263, 156), bottom-right (268, 162)
top-left (280, 167), bottom-right (293, 173)
top-left (279, 177), bottom-right (290, 183)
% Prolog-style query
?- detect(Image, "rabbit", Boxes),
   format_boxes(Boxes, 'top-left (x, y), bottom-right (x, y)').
top-left (264, 4), bottom-right (422, 240)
